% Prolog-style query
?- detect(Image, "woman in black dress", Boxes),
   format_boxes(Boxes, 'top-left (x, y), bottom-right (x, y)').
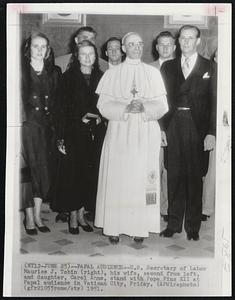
top-left (52, 40), bottom-right (106, 234)
top-left (21, 32), bottom-right (61, 235)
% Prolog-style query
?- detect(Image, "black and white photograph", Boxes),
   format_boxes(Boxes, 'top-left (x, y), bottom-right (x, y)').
top-left (4, 3), bottom-right (231, 297)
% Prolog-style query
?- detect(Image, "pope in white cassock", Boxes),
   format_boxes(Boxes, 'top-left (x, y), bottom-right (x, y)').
top-left (94, 32), bottom-right (169, 244)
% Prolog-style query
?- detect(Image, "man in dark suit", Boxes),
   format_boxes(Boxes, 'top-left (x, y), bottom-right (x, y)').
top-left (160, 25), bottom-right (217, 241)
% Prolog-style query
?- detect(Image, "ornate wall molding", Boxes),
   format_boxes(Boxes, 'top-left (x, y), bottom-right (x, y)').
top-left (164, 15), bottom-right (208, 29)
top-left (42, 13), bottom-right (85, 26)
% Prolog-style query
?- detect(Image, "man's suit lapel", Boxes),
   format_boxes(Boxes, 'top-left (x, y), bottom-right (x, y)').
top-left (176, 58), bottom-right (185, 85)
top-left (186, 54), bottom-right (203, 81)
top-left (177, 54), bottom-right (203, 88)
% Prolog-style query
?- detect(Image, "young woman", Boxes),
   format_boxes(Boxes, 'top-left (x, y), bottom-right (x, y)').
top-left (52, 40), bottom-right (106, 234)
top-left (21, 32), bottom-right (61, 235)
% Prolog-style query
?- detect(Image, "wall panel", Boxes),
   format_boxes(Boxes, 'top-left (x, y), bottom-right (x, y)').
top-left (20, 14), bottom-right (217, 63)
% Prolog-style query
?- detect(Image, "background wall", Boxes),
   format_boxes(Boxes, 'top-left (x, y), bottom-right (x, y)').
top-left (21, 14), bottom-right (218, 63)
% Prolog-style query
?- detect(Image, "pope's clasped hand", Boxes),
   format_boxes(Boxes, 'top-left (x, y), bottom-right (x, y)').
top-left (126, 100), bottom-right (144, 113)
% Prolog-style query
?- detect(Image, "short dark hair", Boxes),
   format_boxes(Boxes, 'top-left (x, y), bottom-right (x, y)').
top-left (74, 26), bottom-right (97, 38)
top-left (105, 37), bottom-right (122, 51)
top-left (101, 36), bottom-right (125, 61)
top-left (152, 31), bottom-right (175, 60)
top-left (179, 25), bottom-right (201, 38)
top-left (155, 31), bottom-right (175, 45)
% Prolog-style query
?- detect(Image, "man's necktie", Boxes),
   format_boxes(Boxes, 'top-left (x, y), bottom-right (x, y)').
top-left (182, 57), bottom-right (190, 78)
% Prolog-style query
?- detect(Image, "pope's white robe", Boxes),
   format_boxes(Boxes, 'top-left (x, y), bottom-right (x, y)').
top-left (94, 57), bottom-right (168, 237)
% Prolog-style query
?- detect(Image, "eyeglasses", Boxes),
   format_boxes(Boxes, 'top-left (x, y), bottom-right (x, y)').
top-left (126, 42), bottom-right (144, 48)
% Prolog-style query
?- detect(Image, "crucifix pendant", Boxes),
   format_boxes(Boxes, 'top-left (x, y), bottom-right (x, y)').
top-left (131, 82), bottom-right (138, 99)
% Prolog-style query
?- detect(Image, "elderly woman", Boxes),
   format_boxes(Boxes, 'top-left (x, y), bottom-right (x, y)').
top-left (21, 32), bottom-right (61, 235)
top-left (52, 40), bottom-right (106, 234)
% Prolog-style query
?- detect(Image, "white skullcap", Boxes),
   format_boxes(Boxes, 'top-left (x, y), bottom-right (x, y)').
top-left (122, 32), bottom-right (142, 45)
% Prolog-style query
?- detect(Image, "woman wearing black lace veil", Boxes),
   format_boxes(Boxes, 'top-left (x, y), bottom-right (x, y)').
top-left (52, 40), bottom-right (106, 234)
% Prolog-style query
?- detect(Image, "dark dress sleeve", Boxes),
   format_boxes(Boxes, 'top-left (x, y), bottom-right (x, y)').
top-left (49, 66), bottom-right (62, 127)
top-left (53, 69), bottom-right (67, 140)
top-left (54, 67), bottom-right (88, 143)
